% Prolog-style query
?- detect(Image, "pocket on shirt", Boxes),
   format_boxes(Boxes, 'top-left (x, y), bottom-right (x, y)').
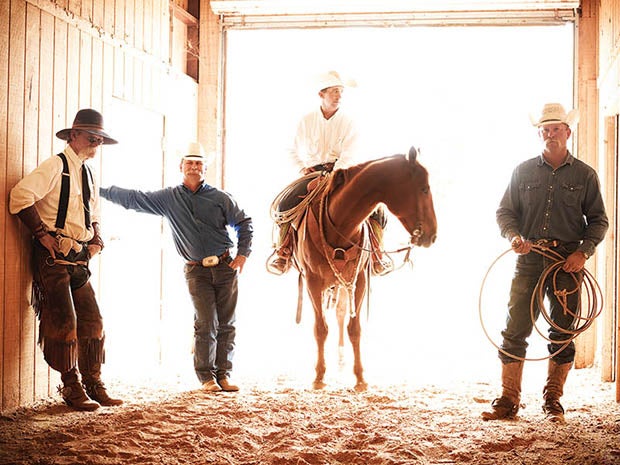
top-left (519, 181), bottom-right (541, 206)
top-left (560, 182), bottom-right (584, 208)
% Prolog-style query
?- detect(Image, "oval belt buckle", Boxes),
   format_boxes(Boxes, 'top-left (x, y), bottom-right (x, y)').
top-left (201, 256), bottom-right (219, 267)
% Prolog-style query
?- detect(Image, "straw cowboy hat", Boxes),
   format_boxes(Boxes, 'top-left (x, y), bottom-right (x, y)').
top-left (316, 70), bottom-right (357, 92)
top-left (56, 108), bottom-right (118, 144)
top-left (180, 141), bottom-right (214, 164)
top-left (529, 103), bottom-right (580, 129)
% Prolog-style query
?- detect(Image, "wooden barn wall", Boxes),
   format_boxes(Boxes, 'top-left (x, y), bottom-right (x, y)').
top-left (597, 0), bottom-right (620, 394)
top-left (0, 0), bottom-right (199, 413)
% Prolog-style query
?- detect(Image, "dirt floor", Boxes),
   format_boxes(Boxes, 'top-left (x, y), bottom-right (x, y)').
top-left (1, 364), bottom-right (619, 465)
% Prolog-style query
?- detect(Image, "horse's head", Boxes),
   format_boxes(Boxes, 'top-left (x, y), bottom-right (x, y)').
top-left (391, 146), bottom-right (437, 248)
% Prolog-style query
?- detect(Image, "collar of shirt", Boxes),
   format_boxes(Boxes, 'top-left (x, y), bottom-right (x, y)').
top-left (538, 150), bottom-right (574, 168)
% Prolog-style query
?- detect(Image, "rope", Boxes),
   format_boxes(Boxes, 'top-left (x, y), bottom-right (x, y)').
top-left (269, 172), bottom-right (332, 226)
top-left (478, 244), bottom-right (603, 362)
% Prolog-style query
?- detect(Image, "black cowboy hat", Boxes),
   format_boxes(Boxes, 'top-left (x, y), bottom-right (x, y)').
top-left (55, 108), bottom-right (118, 145)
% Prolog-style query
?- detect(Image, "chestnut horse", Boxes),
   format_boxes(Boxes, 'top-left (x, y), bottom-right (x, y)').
top-left (293, 147), bottom-right (437, 391)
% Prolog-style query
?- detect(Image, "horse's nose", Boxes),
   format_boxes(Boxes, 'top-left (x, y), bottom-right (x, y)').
top-left (429, 234), bottom-right (437, 245)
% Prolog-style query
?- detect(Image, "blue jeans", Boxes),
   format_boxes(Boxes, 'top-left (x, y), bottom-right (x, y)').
top-left (184, 259), bottom-right (238, 383)
top-left (499, 244), bottom-right (581, 365)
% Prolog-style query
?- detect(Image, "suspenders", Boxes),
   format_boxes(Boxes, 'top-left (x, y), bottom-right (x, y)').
top-left (55, 152), bottom-right (92, 230)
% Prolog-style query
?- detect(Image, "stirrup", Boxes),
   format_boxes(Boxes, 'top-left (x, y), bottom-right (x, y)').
top-left (266, 252), bottom-right (291, 276)
top-left (371, 256), bottom-right (394, 276)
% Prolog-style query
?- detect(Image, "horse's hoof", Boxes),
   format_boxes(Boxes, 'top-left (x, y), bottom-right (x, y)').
top-left (312, 380), bottom-right (326, 390)
top-left (354, 382), bottom-right (368, 392)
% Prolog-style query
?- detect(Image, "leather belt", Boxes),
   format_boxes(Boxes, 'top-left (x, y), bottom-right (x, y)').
top-left (187, 250), bottom-right (230, 267)
top-left (534, 239), bottom-right (561, 247)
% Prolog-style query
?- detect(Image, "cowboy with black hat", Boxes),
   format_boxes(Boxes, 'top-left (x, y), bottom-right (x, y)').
top-left (9, 108), bottom-right (122, 411)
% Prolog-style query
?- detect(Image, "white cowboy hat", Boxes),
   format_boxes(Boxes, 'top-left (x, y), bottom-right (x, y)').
top-left (179, 141), bottom-right (214, 164)
top-left (316, 70), bottom-right (357, 91)
top-left (529, 103), bottom-right (579, 129)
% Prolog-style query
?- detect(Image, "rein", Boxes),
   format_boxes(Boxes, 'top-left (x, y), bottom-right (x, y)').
top-left (317, 190), bottom-right (369, 318)
top-left (320, 195), bottom-right (422, 271)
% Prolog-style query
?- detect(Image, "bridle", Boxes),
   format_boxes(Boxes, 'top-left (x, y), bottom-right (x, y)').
top-left (320, 188), bottom-right (425, 271)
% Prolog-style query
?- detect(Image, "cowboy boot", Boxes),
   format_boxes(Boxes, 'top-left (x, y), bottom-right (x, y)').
top-left (368, 216), bottom-right (393, 276)
top-left (79, 338), bottom-right (123, 406)
top-left (542, 360), bottom-right (571, 423)
top-left (481, 361), bottom-right (524, 420)
top-left (59, 368), bottom-right (100, 411)
top-left (266, 223), bottom-right (293, 275)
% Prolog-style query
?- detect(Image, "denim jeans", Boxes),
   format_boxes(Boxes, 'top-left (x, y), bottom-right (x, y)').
top-left (184, 259), bottom-right (238, 383)
top-left (499, 244), bottom-right (581, 365)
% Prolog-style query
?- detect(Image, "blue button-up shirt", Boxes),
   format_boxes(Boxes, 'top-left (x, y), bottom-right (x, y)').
top-left (100, 183), bottom-right (253, 261)
top-left (496, 152), bottom-right (608, 257)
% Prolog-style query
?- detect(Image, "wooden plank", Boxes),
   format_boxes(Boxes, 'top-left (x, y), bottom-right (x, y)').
top-left (20, 1), bottom-right (42, 407)
top-left (143, 62), bottom-right (152, 110)
top-left (103, 0), bottom-right (114, 35)
top-left (101, 42), bottom-right (114, 138)
top-left (115, 0), bottom-right (125, 44)
top-left (38, 12), bottom-right (54, 165)
top-left (134, 0), bottom-right (144, 52)
top-left (79, 31), bottom-right (93, 107)
top-left (4, 0), bottom-right (27, 412)
top-left (0, 0), bottom-right (10, 414)
top-left (134, 58), bottom-right (143, 106)
top-left (113, 47), bottom-right (124, 99)
top-left (34, 9), bottom-right (56, 400)
top-left (601, 116), bottom-right (617, 383)
top-left (151, 0), bottom-right (162, 60)
top-left (81, 0), bottom-right (93, 24)
top-left (92, 0), bottom-right (105, 30)
top-left (91, 38), bottom-right (103, 111)
top-left (160, 0), bottom-right (170, 62)
top-left (68, 0), bottom-right (81, 17)
top-left (66, 25), bottom-right (80, 122)
top-left (143, 0), bottom-right (153, 55)
top-left (55, 0), bottom-right (69, 11)
top-left (53, 18), bottom-right (68, 155)
top-left (125, 0), bottom-right (135, 48)
top-left (124, 53), bottom-right (134, 103)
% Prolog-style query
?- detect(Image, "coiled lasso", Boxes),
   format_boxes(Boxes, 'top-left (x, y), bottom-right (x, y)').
top-left (478, 243), bottom-right (603, 362)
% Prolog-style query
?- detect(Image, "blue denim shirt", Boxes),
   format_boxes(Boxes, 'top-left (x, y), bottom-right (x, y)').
top-left (100, 183), bottom-right (253, 261)
top-left (496, 152), bottom-right (608, 257)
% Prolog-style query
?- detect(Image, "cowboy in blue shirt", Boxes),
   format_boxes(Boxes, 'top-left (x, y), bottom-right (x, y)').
top-left (100, 142), bottom-right (253, 392)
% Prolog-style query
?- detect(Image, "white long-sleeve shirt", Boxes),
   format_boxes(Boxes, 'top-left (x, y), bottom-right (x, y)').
top-left (9, 146), bottom-right (99, 242)
top-left (289, 108), bottom-right (359, 172)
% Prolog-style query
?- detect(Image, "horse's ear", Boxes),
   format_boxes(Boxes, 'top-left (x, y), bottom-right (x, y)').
top-left (408, 146), bottom-right (418, 164)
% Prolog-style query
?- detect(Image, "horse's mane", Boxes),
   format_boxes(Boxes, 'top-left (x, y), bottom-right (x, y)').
top-left (331, 154), bottom-right (407, 190)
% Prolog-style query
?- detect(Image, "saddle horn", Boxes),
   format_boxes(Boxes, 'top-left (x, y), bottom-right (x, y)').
top-left (408, 146), bottom-right (418, 164)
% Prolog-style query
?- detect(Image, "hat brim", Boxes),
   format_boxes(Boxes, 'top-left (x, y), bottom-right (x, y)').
top-left (55, 128), bottom-right (118, 145)
top-left (529, 109), bottom-right (579, 129)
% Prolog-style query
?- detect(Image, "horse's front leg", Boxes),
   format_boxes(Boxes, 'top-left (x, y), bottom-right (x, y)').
top-left (308, 284), bottom-right (328, 389)
top-left (348, 275), bottom-right (368, 392)
top-left (336, 287), bottom-right (348, 368)
top-left (347, 314), bottom-right (367, 392)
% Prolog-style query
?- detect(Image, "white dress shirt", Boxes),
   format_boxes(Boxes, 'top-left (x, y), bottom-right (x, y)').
top-left (9, 146), bottom-right (99, 242)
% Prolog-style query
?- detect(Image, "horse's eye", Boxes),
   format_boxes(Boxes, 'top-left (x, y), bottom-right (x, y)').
top-left (422, 187), bottom-right (429, 194)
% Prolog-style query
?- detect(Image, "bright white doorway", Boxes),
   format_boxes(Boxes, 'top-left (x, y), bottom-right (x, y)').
top-left (222, 25), bottom-right (575, 388)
